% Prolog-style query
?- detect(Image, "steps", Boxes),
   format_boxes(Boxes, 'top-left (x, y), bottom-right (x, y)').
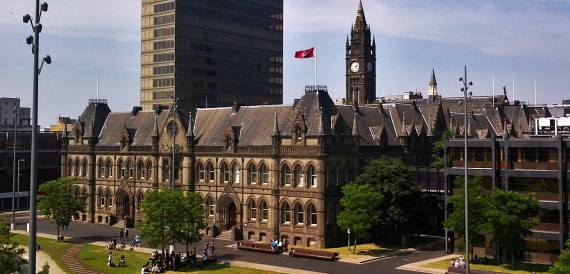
top-left (61, 244), bottom-right (103, 274)
top-left (112, 220), bottom-right (125, 228)
top-left (215, 229), bottom-right (233, 241)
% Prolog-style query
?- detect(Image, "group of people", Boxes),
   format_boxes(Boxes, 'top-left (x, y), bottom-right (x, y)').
top-left (270, 236), bottom-right (289, 252)
top-left (142, 250), bottom-right (184, 273)
top-left (107, 251), bottom-right (126, 267)
top-left (450, 255), bottom-right (466, 269)
top-left (202, 240), bottom-right (216, 265)
top-left (105, 237), bottom-right (127, 250)
top-left (119, 228), bottom-right (130, 240)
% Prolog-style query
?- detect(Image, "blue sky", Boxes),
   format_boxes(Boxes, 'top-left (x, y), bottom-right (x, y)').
top-left (1, 0), bottom-right (569, 127)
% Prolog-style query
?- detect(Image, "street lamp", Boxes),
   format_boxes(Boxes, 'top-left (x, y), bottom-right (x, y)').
top-left (17, 159), bottom-right (25, 212)
top-left (459, 65), bottom-right (473, 273)
top-left (347, 229), bottom-right (351, 250)
top-left (171, 96), bottom-right (178, 189)
top-left (11, 104), bottom-right (19, 231)
top-left (23, 1), bottom-right (51, 272)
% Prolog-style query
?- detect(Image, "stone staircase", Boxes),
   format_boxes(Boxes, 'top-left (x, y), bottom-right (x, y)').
top-left (215, 229), bottom-right (233, 241)
top-left (112, 219), bottom-right (125, 228)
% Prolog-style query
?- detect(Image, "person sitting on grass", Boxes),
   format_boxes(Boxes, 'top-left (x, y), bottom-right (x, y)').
top-left (119, 254), bottom-right (126, 267)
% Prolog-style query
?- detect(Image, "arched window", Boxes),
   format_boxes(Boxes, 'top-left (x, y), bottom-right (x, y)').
top-left (137, 160), bottom-right (145, 179)
top-left (248, 164), bottom-right (258, 185)
top-left (105, 189), bottom-right (113, 207)
top-left (225, 136), bottom-right (232, 149)
top-left (308, 165), bottom-right (317, 187)
top-left (106, 159), bottom-right (113, 177)
top-left (295, 203), bottom-right (304, 225)
top-left (117, 159), bottom-right (124, 178)
top-left (248, 200), bottom-right (257, 221)
top-left (97, 159), bottom-right (104, 178)
top-left (295, 126), bottom-right (302, 140)
top-left (260, 163), bottom-right (269, 185)
top-left (81, 159), bottom-right (87, 177)
top-left (205, 197), bottom-right (214, 216)
top-left (293, 165), bottom-right (304, 187)
top-left (146, 160), bottom-right (153, 179)
top-left (98, 189), bottom-right (104, 207)
top-left (74, 159), bottom-right (80, 176)
top-left (260, 200), bottom-right (269, 221)
top-left (281, 203), bottom-right (291, 224)
top-left (126, 159), bottom-right (134, 178)
top-left (137, 191), bottom-right (144, 211)
top-left (232, 163), bottom-right (240, 183)
top-left (67, 158), bottom-right (73, 176)
top-left (162, 159), bottom-right (170, 181)
top-left (281, 165), bottom-right (291, 186)
top-left (307, 203), bottom-right (317, 226)
top-left (221, 162), bottom-right (230, 183)
top-left (198, 162), bottom-right (205, 181)
top-left (207, 162), bottom-right (215, 182)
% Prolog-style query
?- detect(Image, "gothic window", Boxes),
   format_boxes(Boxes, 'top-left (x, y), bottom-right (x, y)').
top-left (146, 160), bottom-right (153, 180)
top-left (127, 159), bottom-right (134, 178)
top-left (81, 159), bottom-right (88, 177)
top-left (162, 159), bottom-right (170, 181)
top-left (117, 159), bottom-right (124, 179)
top-left (221, 162), bottom-right (230, 183)
top-left (248, 164), bottom-right (258, 185)
top-left (105, 189), bottom-right (112, 207)
top-left (232, 163), bottom-right (240, 183)
top-left (106, 159), bottom-right (113, 177)
top-left (307, 203), bottom-right (317, 226)
top-left (97, 159), bottom-right (104, 178)
top-left (74, 159), bottom-right (80, 176)
top-left (225, 136), bottom-right (232, 149)
top-left (98, 189), bottom-right (104, 207)
top-left (207, 162), bottom-right (215, 182)
top-left (205, 196), bottom-right (214, 216)
top-left (295, 126), bottom-right (302, 140)
top-left (281, 203), bottom-right (291, 224)
top-left (260, 163), bottom-right (269, 185)
top-left (137, 191), bottom-right (144, 211)
top-left (281, 165), bottom-right (292, 186)
top-left (67, 158), bottom-right (73, 177)
top-left (295, 203), bottom-right (304, 225)
top-left (198, 162), bottom-right (205, 181)
top-left (293, 165), bottom-right (304, 187)
top-left (248, 200), bottom-right (257, 221)
top-left (137, 160), bottom-right (145, 179)
top-left (260, 200), bottom-right (268, 221)
top-left (308, 165), bottom-right (317, 187)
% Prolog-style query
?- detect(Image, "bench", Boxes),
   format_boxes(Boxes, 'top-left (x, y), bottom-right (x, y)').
top-left (237, 241), bottom-right (280, 254)
top-left (446, 266), bottom-right (506, 274)
top-left (288, 248), bottom-right (338, 261)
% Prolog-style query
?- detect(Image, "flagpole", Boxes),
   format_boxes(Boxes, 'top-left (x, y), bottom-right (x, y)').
top-left (314, 44), bottom-right (318, 92)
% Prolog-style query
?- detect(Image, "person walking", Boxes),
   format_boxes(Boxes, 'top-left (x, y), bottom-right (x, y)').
top-left (125, 228), bottom-right (129, 239)
top-left (119, 228), bottom-right (124, 240)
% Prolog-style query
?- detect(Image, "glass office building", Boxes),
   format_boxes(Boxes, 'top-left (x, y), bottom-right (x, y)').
top-left (141, 0), bottom-right (283, 111)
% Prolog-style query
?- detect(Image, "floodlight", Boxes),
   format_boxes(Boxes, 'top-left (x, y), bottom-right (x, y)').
top-left (41, 2), bottom-right (48, 12)
top-left (43, 55), bottom-right (51, 64)
top-left (26, 35), bottom-right (33, 45)
top-left (23, 14), bottom-right (31, 23)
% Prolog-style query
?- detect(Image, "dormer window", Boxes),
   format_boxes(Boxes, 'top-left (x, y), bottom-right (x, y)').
top-left (225, 136), bottom-right (232, 149)
top-left (295, 126), bottom-right (302, 140)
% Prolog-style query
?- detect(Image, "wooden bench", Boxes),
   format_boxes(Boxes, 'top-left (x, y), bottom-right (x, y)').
top-left (237, 241), bottom-right (280, 254)
top-left (288, 248), bottom-right (338, 261)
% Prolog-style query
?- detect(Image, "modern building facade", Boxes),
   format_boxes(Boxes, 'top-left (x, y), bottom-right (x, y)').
top-left (140, 0), bottom-right (283, 111)
top-left (0, 97), bottom-right (31, 131)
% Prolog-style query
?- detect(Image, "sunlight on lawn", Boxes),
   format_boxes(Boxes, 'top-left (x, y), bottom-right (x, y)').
top-left (423, 258), bottom-right (550, 274)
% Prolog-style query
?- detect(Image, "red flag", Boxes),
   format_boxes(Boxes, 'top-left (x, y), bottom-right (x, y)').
top-left (295, 47), bottom-right (314, 58)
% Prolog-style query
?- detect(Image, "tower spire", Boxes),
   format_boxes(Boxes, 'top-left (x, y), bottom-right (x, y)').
top-left (428, 68), bottom-right (439, 99)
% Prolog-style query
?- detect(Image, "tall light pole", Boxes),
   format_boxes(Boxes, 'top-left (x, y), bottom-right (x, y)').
top-left (171, 96), bottom-right (178, 190)
top-left (18, 159), bottom-right (26, 212)
top-left (459, 65), bottom-right (473, 273)
top-left (11, 103), bottom-right (19, 231)
top-left (23, 1), bottom-right (51, 272)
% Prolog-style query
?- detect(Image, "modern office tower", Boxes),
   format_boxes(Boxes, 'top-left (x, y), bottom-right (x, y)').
top-left (140, 0), bottom-right (283, 111)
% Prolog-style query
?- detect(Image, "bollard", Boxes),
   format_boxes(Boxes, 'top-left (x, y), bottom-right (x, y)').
top-left (26, 223), bottom-right (30, 235)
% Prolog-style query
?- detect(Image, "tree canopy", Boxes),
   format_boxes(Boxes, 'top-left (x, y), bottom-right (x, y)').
top-left (0, 216), bottom-right (26, 273)
top-left (137, 189), bottom-right (205, 253)
top-left (550, 240), bottom-right (570, 274)
top-left (337, 183), bottom-right (382, 252)
top-left (353, 155), bottom-right (423, 229)
top-left (38, 177), bottom-right (86, 241)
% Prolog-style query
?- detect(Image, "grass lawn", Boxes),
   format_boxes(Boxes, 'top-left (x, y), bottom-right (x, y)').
top-left (317, 235), bottom-right (440, 259)
top-left (13, 233), bottom-right (279, 273)
top-left (424, 258), bottom-right (551, 274)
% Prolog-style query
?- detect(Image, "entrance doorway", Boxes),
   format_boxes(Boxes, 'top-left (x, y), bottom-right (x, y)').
top-left (228, 202), bottom-right (237, 228)
top-left (116, 190), bottom-right (130, 220)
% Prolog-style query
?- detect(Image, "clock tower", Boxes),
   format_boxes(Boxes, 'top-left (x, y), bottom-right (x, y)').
top-left (346, 0), bottom-right (376, 106)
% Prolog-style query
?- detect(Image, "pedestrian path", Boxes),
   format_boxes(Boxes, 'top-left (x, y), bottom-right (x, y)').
top-left (61, 243), bottom-right (105, 274)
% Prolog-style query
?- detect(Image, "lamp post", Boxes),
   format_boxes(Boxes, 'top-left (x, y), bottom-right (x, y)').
top-left (171, 96), bottom-right (178, 189)
top-left (347, 229), bottom-right (351, 250)
top-left (17, 159), bottom-right (25, 212)
top-left (23, 1), bottom-right (51, 272)
top-left (459, 65), bottom-right (473, 273)
top-left (11, 104), bottom-right (19, 231)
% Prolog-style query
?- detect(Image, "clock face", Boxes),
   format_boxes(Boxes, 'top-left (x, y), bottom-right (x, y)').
top-left (350, 61), bottom-right (360, 72)
top-left (367, 62), bottom-right (373, 72)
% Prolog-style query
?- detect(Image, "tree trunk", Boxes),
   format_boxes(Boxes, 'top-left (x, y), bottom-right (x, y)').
top-left (57, 225), bottom-right (60, 242)
top-left (353, 237), bottom-right (358, 254)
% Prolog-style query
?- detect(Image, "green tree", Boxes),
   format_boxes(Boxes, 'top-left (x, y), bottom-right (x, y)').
top-left (38, 177), bottom-right (86, 241)
top-left (486, 189), bottom-right (539, 266)
top-left (137, 189), bottom-right (205, 254)
top-left (173, 192), bottom-right (206, 255)
top-left (354, 155), bottom-right (423, 235)
top-left (431, 130), bottom-right (452, 168)
top-left (550, 239), bottom-right (570, 274)
top-left (443, 176), bottom-right (489, 256)
top-left (338, 183), bottom-right (382, 253)
top-left (0, 216), bottom-right (26, 273)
